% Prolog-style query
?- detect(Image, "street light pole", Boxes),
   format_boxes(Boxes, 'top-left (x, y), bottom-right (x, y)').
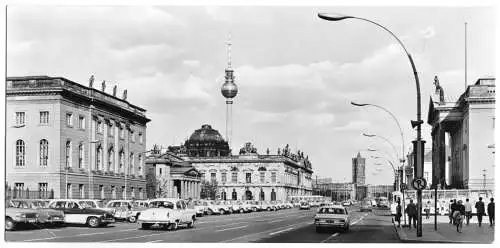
top-left (318, 13), bottom-right (424, 236)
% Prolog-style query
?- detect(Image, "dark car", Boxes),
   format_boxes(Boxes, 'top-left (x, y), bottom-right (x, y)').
top-left (48, 199), bottom-right (115, 228)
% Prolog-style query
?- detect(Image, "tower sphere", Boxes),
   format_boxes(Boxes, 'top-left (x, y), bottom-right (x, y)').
top-left (221, 69), bottom-right (238, 99)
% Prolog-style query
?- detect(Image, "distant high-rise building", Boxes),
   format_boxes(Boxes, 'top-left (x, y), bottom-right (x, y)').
top-left (352, 152), bottom-right (366, 185)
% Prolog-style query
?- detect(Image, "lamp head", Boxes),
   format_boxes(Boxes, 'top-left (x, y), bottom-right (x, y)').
top-left (362, 133), bottom-right (376, 137)
top-left (350, 101), bottom-right (369, 107)
top-left (318, 13), bottom-right (353, 22)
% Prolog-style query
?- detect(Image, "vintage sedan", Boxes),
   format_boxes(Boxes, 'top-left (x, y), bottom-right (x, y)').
top-left (193, 200), bottom-right (208, 217)
top-left (10, 199), bottom-right (65, 226)
top-left (48, 199), bottom-right (115, 228)
top-left (299, 201), bottom-right (311, 210)
top-left (105, 200), bottom-right (147, 223)
top-left (314, 205), bottom-right (351, 233)
top-left (360, 200), bottom-right (373, 212)
top-left (245, 201), bottom-right (260, 212)
top-left (137, 198), bottom-right (196, 230)
top-left (5, 201), bottom-right (40, 231)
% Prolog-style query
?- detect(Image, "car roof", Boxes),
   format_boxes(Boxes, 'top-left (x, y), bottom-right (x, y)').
top-left (149, 198), bottom-right (181, 202)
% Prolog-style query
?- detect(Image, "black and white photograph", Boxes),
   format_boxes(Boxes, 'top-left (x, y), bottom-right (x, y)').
top-left (2, 0), bottom-right (497, 245)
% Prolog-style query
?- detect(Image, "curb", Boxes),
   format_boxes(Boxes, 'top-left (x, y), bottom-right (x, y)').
top-left (392, 218), bottom-right (479, 244)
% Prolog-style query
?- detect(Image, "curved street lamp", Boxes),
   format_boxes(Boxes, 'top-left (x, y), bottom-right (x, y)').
top-left (362, 133), bottom-right (399, 163)
top-left (319, 13), bottom-right (424, 233)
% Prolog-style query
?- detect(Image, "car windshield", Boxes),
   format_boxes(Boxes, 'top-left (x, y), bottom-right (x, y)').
top-left (32, 201), bottom-right (49, 208)
top-left (150, 201), bottom-right (174, 209)
top-left (11, 201), bottom-right (33, 209)
top-left (319, 208), bottom-right (346, 214)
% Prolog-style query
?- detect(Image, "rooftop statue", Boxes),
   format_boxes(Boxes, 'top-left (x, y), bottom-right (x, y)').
top-left (433, 75), bottom-right (445, 103)
top-left (113, 85), bottom-right (117, 97)
top-left (101, 80), bottom-right (106, 91)
top-left (123, 89), bottom-right (128, 101)
top-left (89, 75), bottom-right (95, 88)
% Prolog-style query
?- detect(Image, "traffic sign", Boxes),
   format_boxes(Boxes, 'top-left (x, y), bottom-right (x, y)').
top-left (401, 183), bottom-right (407, 191)
top-left (412, 177), bottom-right (427, 190)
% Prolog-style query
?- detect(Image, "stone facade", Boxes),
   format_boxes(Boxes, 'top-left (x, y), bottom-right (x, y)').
top-left (352, 152), bottom-right (366, 185)
top-left (6, 76), bottom-right (150, 199)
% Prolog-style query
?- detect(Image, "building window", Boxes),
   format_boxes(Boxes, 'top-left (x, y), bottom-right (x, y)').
top-left (40, 111), bottom-right (49, 124)
top-left (222, 172), bottom-right (227, 183)
top-left (39, 139), bottom-right (49, 167)
top-left (79, 116), bottom-right (85, 129)
top-left (15, 112), bottom-right (25, 126)
top-left (131, 131), bottom-right (135, 142)
top-left (271, 172), bottom-right (277, 183)
top-left (119, 150), bottom-right (124, 173)
top-left (139, 133), bottom-right (143, 144)
top-left (65, 141), bottom-right (72, 168)
top-left (260, 172), bottom-right (265, 183)
top-left (99, 185), bottom-right (104, 199)
top-left (66, 113), bottom-right (73, 127)
top-left (246, 173), bottom-right (252, 183)
top-left (122, 186), bottom-right (126, 199)
top-left (159, 168), bottom-right (163, 176)
top-left (78, 143), bottom-right (84, 169)
top-left (271, 189), bottom-right (276, 201)
top-left (39, 183), bottom-right (48, 198)
top-left (232, 189), bottom-right (237, 200)
top-left (260, 190), bottom-right (265, 201)
top-left (111, 186), bottom-right (116, 199)
top-left (211, 173), bottom-right (217, 183)
top-left (130, 153), bottom-right (134, 174)
top-left (15, 183), bottom-right (25, 191)
top-left (221, 191), bottom-right (227, 200)
top-left (138, 154), bottom-right (142, 175)
top-left (96, 145), bottom-right (103, 171)
top-left (120, 127), bottom-right (125, 139)
top-left (130, 187), bottom-right (135, 198)
top-left (79, 184), bottom-right (84, 199)
top-left (15, 140), bottom-right (25, 167)
top-left (108, 148), bottom-right (114, 171)
top-left (67, 184), bottom-right (72, 198)
top-left (232, 172), bottom-right (237, 183)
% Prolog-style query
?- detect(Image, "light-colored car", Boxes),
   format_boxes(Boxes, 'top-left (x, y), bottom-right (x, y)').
top-left (314, 205), bottom-right (351, 233)
top-left (360, 200), bottom-right (373, 212)
top-left (214, 201), bottom-right (232, 214)
top-left (105, 200), bottom-right (148, 223)
top-left (5, 200), bottom-right (40, 231)
top-left (137, 198), bottom-right (196, 230)
top-left (193, 200), bottom-right (208, 216)
top-left (299, 201), bottom-right (311, 210)
top-left (246, 201), bottom-right (260, 212)
top-left (48, 199), bottom-right (115, 228)
top-left (10, 199), bottom-right (65, 226)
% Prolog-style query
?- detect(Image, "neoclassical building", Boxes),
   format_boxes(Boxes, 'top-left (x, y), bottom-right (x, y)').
top-left (168, 124), bottom-right (313, 201)
top-left (427, 77), bottom-right (495, 190)
top-left (6, 76), bottom-right (150, 199)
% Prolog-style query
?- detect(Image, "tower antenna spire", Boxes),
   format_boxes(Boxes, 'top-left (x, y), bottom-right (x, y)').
top-left (226, 32), bottom-right (232, 69)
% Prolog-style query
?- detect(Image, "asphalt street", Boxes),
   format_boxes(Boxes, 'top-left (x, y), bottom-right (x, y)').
top-left (5, 206), bottom-right (401, 243)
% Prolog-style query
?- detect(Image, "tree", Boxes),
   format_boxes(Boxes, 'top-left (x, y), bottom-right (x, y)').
top-left (200, 180), bottom-right (218, 200)
top-left (145, 167), bottom-right (157, 199)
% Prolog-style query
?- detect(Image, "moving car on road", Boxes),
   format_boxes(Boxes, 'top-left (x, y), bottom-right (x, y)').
top-left (47, 199), bottom-right (115, 228)
top-left (360, 200), bottom-right (373, 212)
top-left (5, 200), bottom-right (40, 231)
top-left (137, 198), bottom-right (196, 230)
top-left (314, 205), bottom-right (351, 233)
top-left (299, 201), bottom-right (311, 210)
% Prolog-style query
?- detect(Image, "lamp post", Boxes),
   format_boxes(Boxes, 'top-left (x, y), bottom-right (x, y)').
top-left (363, 133), bottom-right (399, 162)
top-left (319, 13), bottom-right (424, 236)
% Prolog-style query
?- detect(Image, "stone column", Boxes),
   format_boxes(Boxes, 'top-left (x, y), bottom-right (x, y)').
top-left (432, 124), bottom-right (446, 189)
top-left (114, 122), bottom-right (120, 173)
top-left (103, 119), bottom-right (109, 172)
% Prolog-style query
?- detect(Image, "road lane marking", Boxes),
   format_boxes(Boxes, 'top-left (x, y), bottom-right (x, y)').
top-left (320, 232), bottom-right (339, 243)
top-left (76, 228), bottom-right (136, 236)
top-left (22, 228), bottom-right (137, 242)
top-left (269, 227), bottom-right (293, 236)
top-left (268, 218), bottom-right (287, 223)
top-left (215, 225), bottom-right (248, 232)
top-left (147, 240), bottom-right (163, 243)
top-left (351, 213), bottom-right (369, 225)
top-left (221, 220), bottom-right (312, 242)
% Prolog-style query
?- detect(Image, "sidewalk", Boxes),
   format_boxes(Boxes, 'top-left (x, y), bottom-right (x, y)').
top-left (393, 215), bottom-right (495, 243)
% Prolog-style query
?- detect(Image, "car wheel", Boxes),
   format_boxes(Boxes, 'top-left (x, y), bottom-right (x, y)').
top-left (128, 215), bottom-right (137, 223)
top-left (219, 209), bottom-right (225, 215)
top-left (315, 226), bottom-right (322, 233)
top-left (87, 217), bottom-right (101, 228)
top-left (187, 217), bottom-right (195, 228)
top-left (170, 221), bottom-right (179, 231)
top-left (240, 209), bottom-right (244, 214)
top-left (5, 217), bottom-right (15, 231)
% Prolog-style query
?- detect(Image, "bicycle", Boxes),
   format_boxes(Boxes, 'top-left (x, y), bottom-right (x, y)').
top-left (455, 213), bottom-right (463, 233)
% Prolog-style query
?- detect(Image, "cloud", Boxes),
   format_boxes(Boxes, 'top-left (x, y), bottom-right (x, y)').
top-left (183, 60), bottom-right (200, 67)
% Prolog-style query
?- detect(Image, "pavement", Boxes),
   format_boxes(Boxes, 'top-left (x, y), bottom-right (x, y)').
top-left (393, 215), bottom-right (495, 243)
top-left (5, 206), bottom-right (401, 243)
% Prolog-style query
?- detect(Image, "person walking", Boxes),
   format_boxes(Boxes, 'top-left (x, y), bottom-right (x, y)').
top-left (395, 201), bottom-right (402, 227)
top-left (424, 201), bottom-right (431, 219)
top-left (406, 199), bottom-right (418, 229)
top-left (475, 197), bottom-right (486, 227)
top-left (449, 199), bottom-right (457, 224)
top-left (464, 198), bottom-right (473, 225)
top-left (487, 198), bottom-right (495, 227)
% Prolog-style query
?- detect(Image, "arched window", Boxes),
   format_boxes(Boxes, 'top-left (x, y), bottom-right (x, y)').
top-left (129, 153), bottom-right (134, 175)
top-left (259, 189), bottom-right (265, 201)
top-left (108, 147), bottom-right (114, 172)
top-left (271, 189), bottom-right (276, 201)
top-left (15, 140), bottom-right (25, 167)
top-left (96, 145), bottom-right (103, 170)
top-left (78, 143), bottom-right (84, 168)
top-left (119, 150), bottom-right (124, 173)
top-left (65, 141), bottom-right (72, 168)
top-left (39, 139), bottom-right (49, 167)
top-left (221, 191), bottom-right (227, 200)
top-left (232, 189), bottom-right (237, 200)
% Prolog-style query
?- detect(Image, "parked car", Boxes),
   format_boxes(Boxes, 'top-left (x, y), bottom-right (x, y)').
top-left (193, 200), bottom-right (208, 217)
top-left (314, 205), bottom-right (351, 233)
top-left (137, 198), bottom-right (196, 230)
top-left (227, 201), bottom-right (245, 213)
top-left (246, 201), bottom-right (260, 212)
top-left (360, 200), bottom-right (373, 212)
top-left (236, 201), bottom-right (252, 213)
top-left (10, 199), bottom-right (65, 226)
top-left (285, 202), bottom-right (294, 209)
top-left (299, 201), bottom-right (311, 210)
top-left (47, 199), bottom-right (115, 228)
top-left (104, 200), bottom-right (148, 223)
top-left (5, 200), bottom-right (40, 231)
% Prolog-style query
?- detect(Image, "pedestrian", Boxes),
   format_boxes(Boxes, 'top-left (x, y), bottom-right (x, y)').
top-left (449, 199), bottom-right (457, 224)
top-left (406, 199), bottom-right (418, 229)
top-left (395, 201), bottom-right (402, 227)
top-left (464, 198), bottom-right (473, 225)
top-left (487, 198), bottom-right (495, 227)
top-left (424, 201), bottom-right (431, 219)
top-left (475, 197), bottom-right (486, 227)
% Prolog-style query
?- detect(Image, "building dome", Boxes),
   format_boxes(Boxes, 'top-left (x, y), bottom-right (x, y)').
top-left (221, 69), bottom-right (238, 99)
top-left (184, 124), bottom-right (231, 157)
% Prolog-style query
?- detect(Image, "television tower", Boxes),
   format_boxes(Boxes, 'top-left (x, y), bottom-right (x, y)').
top-left (221, 33), bottom-right (238, 148)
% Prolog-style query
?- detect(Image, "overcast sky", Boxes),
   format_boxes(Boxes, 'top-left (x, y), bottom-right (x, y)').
top-left (7, 4), bottom-right (496, 185)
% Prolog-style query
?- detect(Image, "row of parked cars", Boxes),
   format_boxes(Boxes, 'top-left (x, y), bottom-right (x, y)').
top-left (5, 198), bottom-right (297, 231)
